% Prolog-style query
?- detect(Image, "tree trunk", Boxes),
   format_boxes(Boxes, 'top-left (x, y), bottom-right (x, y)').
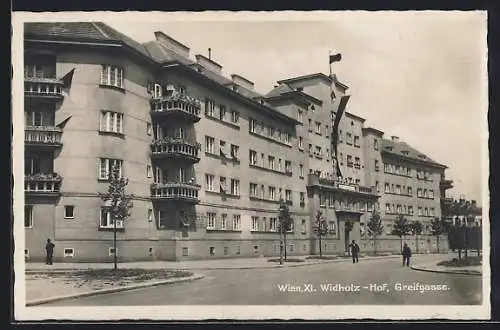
top-left (373, 236), bottom-right (377, 256)
top-left (319, 235), bottom-right (323, 258)
top-left (400, 236), bottom-right (403, 252)
top-left (464, 228), bottom-right (468, 259)
top-left (458, 248), bottom-right (462, 261)
top-left (113, 216), bottom-right (117, 271)
top-left (284, 230), bottom-right (287, 261)
top-left (279, 230), bottom-right (283, 265)
top-left (436, 235), bottom-right (440, 253)
top-left (415, 235), bottom-right (419, 254)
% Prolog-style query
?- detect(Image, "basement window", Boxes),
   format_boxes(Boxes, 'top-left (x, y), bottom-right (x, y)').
top-left (64, 248), bottom-right (74, 258)
top-left (109, 247), bottom-right (117, 256)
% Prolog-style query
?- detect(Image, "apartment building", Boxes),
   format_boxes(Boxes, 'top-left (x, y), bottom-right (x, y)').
top-left (21, 22), bottom-right (453, 261)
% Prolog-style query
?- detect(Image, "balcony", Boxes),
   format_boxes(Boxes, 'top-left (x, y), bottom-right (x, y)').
top-left (151, 94), bottom-right (202, 123)
top-left (24, 77), bottom-right (64, 100)
top-left (151, 182), bottom-right (201, 204)
top-left (25, 173), bottom-right (62, 196)
top-left (440, 179), bottom-right (454, 190)
top-left (307, 173), bottom-right (378, 196)
top-left (25, 126), bottom-right (63, 148)
top-left (151, 137), bottom-right (201, 163)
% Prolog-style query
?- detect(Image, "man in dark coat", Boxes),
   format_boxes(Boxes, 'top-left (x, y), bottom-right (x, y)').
top-left (45, 238), bottom-right (55, 265)
top-left (349, 240), bottom-right (360, 263)
top-left (402, 243), bottom-right (412, 267)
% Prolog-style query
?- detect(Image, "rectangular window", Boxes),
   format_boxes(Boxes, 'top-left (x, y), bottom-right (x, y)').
top-left (100, 208), bottom-right (124, 229)
top-left (249, 118), bottom-right (257, 133)
top-left (25, 205), bottom-right (33, 228)
top-left (374, 159), bottom-right (380, 171)
top-left (64, 206), bottom-right (74, 219)
top-left (230, 179), bottom-right (240, 196)
top-left (100, 111), bottom-right (124, 134)
top-left (299, 164), bottom-right (304, 178)
top-left (284, 132), bottom-right (291, 144)
top-left (206, 212), bottom-right (216, 229)
top-left (354, 136), bottom-right (360, 147)
top-left (429, 190), bottom-right (434, 199)
top-left (285, 161), bottom-right (292, 174)
top-left (146, 164), bottom-right (152, 178)
top-left (230, 144), bottom-right (239, 159)
top-left (315, 122), bottom-right (321, 134)
top-left (219, 104), bottom-right (227, 120)
top-left (147, 209), bottom-right (153, 222)
top-left (374, 139), bottom-right (379, 150)
top-left (297, 110), bottom-right (303, 123)
top-left (418, 207), bottom-right (423, 216)
top-left (250, 183), bottom-right (258, 197)
top-left (269, 218), bottom-right (277, 232)
top-left (301, 219), bottom-right (307, 234)
top-left (205, 98), bottom-right (216, 117)
top-left (64, 248), bottom-right (74, 258)
top-left (249, 150), bottom-right (257, 165)
top-left (220, 177), bottom-right (227, 193)
top-left (153, 83), bottom-right (162, 98)
top-left (347, 155), bottom-right (353, 167)
top-left (346, 133), bottom-right (353, 145)
top-left (251, 216), bottom-right (259, 231)
top-left (395, 185), bottom-right (401, 195)
top-left (285, 189), bottom-right (292, 202)
top-left (98, 158), bottom-right (123, 180)
top-left (205, 174), bottom-right (215, 191)
top-left (108, 247), bottom-right (117, 256)
top-left (300, 192), bottom-right (305, 204)
top-left (298, 137), bottom-right (304, 150)
top-left (269, 186), bottom-right (276, 200)
top-left (354, 157), bottom-right (360, 169)
top-left (100, 65), bottom-right (124, 89)
top-left (158, 210), bottom-right (167, 228)
top-left (182, 247), bottom-right (189, 256)
top-left (232, 214), bottom-right (241, 231)
top-left (408, 187), bottom-right (413, 196)
top-left (385, 203), bottom-right (391, 213)
top-left (408, 206), bottom-right (414, 215)
top-left (205, 136), bottom-right (215, 154)
top-left (231, 110), bottom-right (240, 124)
top-left (221, 214), bottom-right (227, 230)
top-left (219, 140), bottom-right (226, 156)
top-left (268, 156), bottom-right (275, 170)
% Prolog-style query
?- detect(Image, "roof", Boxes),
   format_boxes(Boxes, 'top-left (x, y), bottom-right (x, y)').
top-left (277, 72), bottom-right (349, 90)
top-left (264, 83), bottom-right (322, 105)
top-left (362, 127), bottom-right (385, 136)
top-left (345, 112), bottom-right (365, 123)
top-left (381, 139), bottom-right (447, 168)
top-left (142, 41), bottom-right (195, 65)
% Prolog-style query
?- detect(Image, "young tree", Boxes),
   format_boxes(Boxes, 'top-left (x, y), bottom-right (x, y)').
top-left (430, 217), bottom-right (446, 253)
top-left (278, 199), bottom-right (293, 263)
top-left (409, 220), bottom-right (423, 253)
top-left (344, 220), bottom-right (354, 255)
top-left (391, 214), bottom-right (410, 252)
top-left (99, 165), bottom-right (133, 271)
top-left (366, 210), bottom-right (384, 255)
top-left (313, 211), bottom-right (328, 258)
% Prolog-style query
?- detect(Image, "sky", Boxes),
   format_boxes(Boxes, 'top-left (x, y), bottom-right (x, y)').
top-left (75, 11), bottom-right (487, 204)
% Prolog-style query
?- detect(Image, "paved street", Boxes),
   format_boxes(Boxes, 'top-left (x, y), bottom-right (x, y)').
top-left (43, 255), bottom-right (482, 305)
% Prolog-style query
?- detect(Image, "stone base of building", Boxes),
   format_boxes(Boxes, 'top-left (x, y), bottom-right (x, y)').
top-left (24, 235), bottom-right (449, 262)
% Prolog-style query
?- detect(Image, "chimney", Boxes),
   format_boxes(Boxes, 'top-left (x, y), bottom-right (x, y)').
top-left (231, 74), bottom-right (254, 90)
top-left (195, 54), bottom-right (222, 75)
top-left (154, 31), bottom-right (190, 58)
top-left (391, 136), bottom-right (399, 142)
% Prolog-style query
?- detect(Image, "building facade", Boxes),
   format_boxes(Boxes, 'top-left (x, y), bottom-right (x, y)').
top-left (22, 22), bottom-right (453, 262)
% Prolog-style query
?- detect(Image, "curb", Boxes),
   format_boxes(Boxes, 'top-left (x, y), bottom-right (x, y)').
top-left (26, 255), bottom-right (404, 273)
top-left (410, 264), bottom-right (482, 276)
top-left (25, 273), bottom-right (205, 307)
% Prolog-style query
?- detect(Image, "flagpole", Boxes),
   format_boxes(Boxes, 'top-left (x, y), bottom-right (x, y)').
top-left (328, 50), bottom-right (332, 77)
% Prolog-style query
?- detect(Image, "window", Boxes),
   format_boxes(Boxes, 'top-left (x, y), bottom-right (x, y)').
top-left (252, 216), bottom-right (259, 231)
top-left (385, 203), bottom-right (391, 213)
top-left (395, 185), bottom-right (401, 195)
top-left (418, 207), bottom-right (423, 216)
top-left (231, 110), bottom-right (240, 124)
top-left (249, 150), bottom-right (258, 166)
top-left (152, 83), bottom-right (162, 98)
top-left (429, 190), bottom-right (434, 199)
top-left (374, 159), bottom-right (380, 171)
top-left (346, 133), bottom-right (353, 145)
top-left (25, 111), bottom-right (44, 126)
top-left (147, 209), bottom-right (153, 222)
top-left (278, 159), bottom-right (282, 171)
top-left (249, 118), bottom-right (257, 133)
top-left (268, 156), bottom-right (276, 170)
top-left (158, 210), bottom-right (167, 228)
top-left (182, 247), bottom-right (189, 256)
top-left (301, 219), bottom-right (307, 234)
top-left (408, 187), bottom-right (413, 196)
top-left (64, 206), bottom-right (74, 219)
top-left (250, 183), bottom-right (258, 197)
top-left (299, 164), bottom-right (304, 178)
top-left (232, 214), bottom-right (241, 231)
top-left (300, 192), bottom-right (305, 204)
top-left (269, 218), bottom-right (277, 232)
top-left (99, 158), bottom-right (123, 180)
top-left (100, 111), bottom-right (123, 134)
top-left (308, 119), bottom-right (312, 131)
top-left (397, 204), bottom-right (402, 214)
top-left (205, 136), bottom-right (215, 154)
top-left (206, 212), bottom-right (216, 229)
top-left (297, 110), bottom-right (304, 123)
top-left (298, 137), bottom-right (304, 150)
top-left (269, 186), bottom-right (276, 200)
top-left (64, 248), bottom-right (74, 258)
top-left (100, 208), bottom-right (124, 229)
top-left (230, 144), bottom-right (239, 159)
top-left (253, 246), bottom-right (259, 254)
top-left (100, 65), bottom-right (124, 89)
top-left (219, 140), bottom-right (226, 156)
top-left (285, 189), bottom-right (292, 202)
top-left (284, 161), bottom-right (292, 174)
top-left (325, 125), bottom-right (329, 136)
top-left (108, 247), bottom-right (117, 256)
top-left (284, 132), bottom-right (291, 144)
top-left (230, 179), bottom-right (240, 196)
top-left (220, 177), bottom-right (227, 193)
top-left (430, 207), bottom-right (435, 216)
top-left (425, 207), bottom-right (429, 216)
top-left (367, 202), bottom-right (374, 212)
top-left (315, 146), bottom-right (322, 156)
top-left (205, 174), bottom-right (215, 191)
top-left (354, 157), bottom-right (360, 169)
top-left (374, 139), bottom-right (379, 150)
top-left (408, 206), bottom-right (414, 215)
top-left (347, 155), bottom-right (353, 167)
top-left (205, 98), bottom-right (215, 117)
top-left (25, 205), bottom-right (33, 228)
top-left (354, 136), bottom-right (360, 147)
top-left (219, 105), bottom-right (227, 120)
top-left (221, 214), bottom-right (227, 230)
top-left (315, 122), bottom-right (321, 134)
top-left (339, 130), bottom-right (343, 143)
top-left (417, 188), bottom-right (422, 198)
top-left (268, 126), bottom-right (275, 137)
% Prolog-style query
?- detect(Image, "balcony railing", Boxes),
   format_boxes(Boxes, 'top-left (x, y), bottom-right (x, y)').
top-left (25, 173), bottom-right (62, 195)
top-left (24, 77), bottom-right (64, 99)
top-left (25, 126), bottom-right (63, 147)
top-left (151, 181), bottom-right (201, 203)
top-left (151, 94), bottom-right (202, 122)
top-left (307, 173), bottom-right (377, 195)
top-left (151, 137), bottom-right (201, 163)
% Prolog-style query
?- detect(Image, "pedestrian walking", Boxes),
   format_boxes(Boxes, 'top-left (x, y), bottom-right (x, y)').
top-left (45, 238), bottom-right (55, 265)
top-left (349, 240), bottom-right (360, 263)
top-left (402, 243), bottom-right (412, 267)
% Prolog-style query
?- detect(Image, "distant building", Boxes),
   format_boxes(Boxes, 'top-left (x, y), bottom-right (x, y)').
top-left (22, 22), bottom-right (454, 261)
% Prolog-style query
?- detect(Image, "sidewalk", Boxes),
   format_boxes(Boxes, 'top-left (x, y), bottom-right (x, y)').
top-left (26, 254), bottom-right (402, 272)
top-left (411, 261), bottom-right (482, 276)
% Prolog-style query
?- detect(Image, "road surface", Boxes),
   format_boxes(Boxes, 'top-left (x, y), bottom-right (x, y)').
top-left (43, 255), bottom-right (482, 305)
